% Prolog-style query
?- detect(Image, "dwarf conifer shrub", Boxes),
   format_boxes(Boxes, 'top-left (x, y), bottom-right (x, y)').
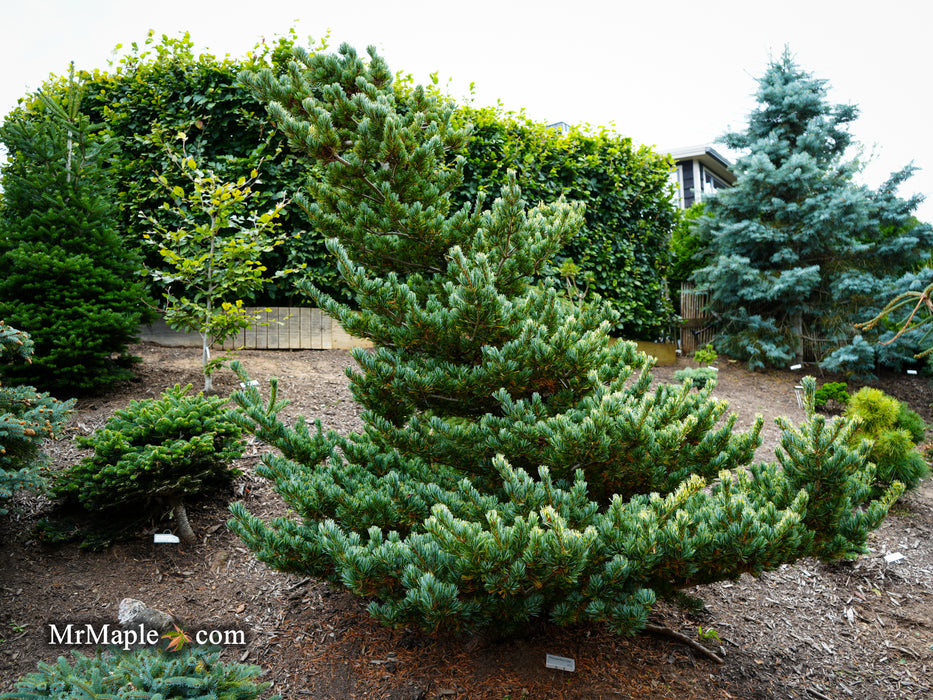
top-left (844, 388), bottom-right (929, 493)
top-left (227, 44), bottom-right (903, 637)
top-left (896, 401), bottom-right (927, 444)
top-left (673, 367), bottom-right (718, 390)
top-left (813, 382), bottom-right (850, 411)
top-left (51, 385), bottom-right (243, 545)
top-left (0, 646), bottom-right (279, 699)
top-left (693, 344), bottom-right (718, 366)
top-left (0, 322), bottom-right (74, 514)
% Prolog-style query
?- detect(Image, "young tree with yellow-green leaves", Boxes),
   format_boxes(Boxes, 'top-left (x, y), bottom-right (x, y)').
top-left (142, 135), bottom-right (292, 392)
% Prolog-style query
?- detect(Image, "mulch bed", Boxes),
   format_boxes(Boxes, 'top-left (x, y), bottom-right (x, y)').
top-left (1, 344), bottom-right (931, 699)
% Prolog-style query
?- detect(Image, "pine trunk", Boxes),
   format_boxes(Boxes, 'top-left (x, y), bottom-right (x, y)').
top-left (172, 501), bottom-right (197, 545)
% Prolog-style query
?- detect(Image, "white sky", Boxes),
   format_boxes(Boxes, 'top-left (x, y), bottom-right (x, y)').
top-left (5, 0), bottom-right (933, 223)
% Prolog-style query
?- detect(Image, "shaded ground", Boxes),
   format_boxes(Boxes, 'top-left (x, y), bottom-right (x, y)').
top-left (1, 343), bottom-right (931, 699)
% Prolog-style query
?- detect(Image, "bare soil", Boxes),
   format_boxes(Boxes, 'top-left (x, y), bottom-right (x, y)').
top-left (1, 343), bottom-right (931, 699)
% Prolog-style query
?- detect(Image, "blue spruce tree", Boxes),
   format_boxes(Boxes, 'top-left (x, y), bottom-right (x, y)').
top-left (227, 44), bottom-right (902, 637)
top-left (692, 49), bottom-right (933, 375)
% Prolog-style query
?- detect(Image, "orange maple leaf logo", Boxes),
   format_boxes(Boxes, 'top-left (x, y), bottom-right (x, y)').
top-left (161, 624), bottom-right (192, 652)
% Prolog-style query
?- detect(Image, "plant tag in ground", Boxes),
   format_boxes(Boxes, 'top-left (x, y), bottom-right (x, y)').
top-left (239, 380), bottom-right (260, 388)
top-left (154, 532), bottom-right (180, 544)
top-left (884, 552), bottom-right (905, 563)
top-left (907, 369), bottom-right (918, 375)
top-left (545, 654), bottom-right (575, 672)
top-left (790, 364), bottom-right (802, 370)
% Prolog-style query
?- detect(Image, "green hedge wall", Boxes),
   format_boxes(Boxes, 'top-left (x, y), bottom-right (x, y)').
top-left (16, 31), bottom-right (678, 339)
top-left (452, 106), bottom-right (678, 339)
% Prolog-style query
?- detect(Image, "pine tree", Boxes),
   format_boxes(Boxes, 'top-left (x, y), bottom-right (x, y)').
top-left (692, 49), bottom-right (933, 375)
top-left (227, 44), bottom-right (902, 636)
top-left (0, 67), bottom-right (147, 394)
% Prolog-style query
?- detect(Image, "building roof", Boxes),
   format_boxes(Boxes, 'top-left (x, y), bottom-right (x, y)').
top-left (667, 145), bottom-right (736, 186)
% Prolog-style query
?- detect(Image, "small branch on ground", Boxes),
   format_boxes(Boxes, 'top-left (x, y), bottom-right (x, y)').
top-left (642, 624), bottom-right (724, 664)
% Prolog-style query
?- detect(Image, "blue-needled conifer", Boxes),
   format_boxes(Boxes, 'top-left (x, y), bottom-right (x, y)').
top-left (227, 44), bottom-right (902, 637)
top-left (692, 49), bottom-right (933, 376)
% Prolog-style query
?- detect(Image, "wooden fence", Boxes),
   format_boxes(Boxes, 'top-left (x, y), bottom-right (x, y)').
top-left (139, 307), bottom-right (373, 350)
top-left (679, 283), bottom-right (715, 354)
top-left (140, 307), bottom-right (677, 365)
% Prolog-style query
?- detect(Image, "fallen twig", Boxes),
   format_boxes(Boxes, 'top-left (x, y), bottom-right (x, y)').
top-left (642, 624), bottom-right (724, 664)
top-left (286, 577), bottom-right (312, 591)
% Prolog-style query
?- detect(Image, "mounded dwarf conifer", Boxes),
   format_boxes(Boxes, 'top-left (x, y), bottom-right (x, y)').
top-left (0, 646), bottom-right (278, 699)
top-left (51, 385), bottom-right (243, 547)
top-left (228, 44), bottom-right (902, 636)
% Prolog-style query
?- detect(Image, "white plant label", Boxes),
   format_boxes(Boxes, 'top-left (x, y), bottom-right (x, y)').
top-left (545, 654), bottom-right (575, 672)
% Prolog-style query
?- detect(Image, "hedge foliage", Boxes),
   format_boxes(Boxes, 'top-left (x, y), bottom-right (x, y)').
top-left (21, 30), bottom-right (678, 338)
top-left (450, 106), bottom-right (678, 339)
top-left (72, 30), bottom-right (326, 306)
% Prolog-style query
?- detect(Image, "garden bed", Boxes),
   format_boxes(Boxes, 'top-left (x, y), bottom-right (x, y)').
top-left (1, 343), bottom-right (930, 699)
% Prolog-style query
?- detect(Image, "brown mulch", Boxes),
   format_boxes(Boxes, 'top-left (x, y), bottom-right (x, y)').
top-left (1, 343), bottom-right (931, 699)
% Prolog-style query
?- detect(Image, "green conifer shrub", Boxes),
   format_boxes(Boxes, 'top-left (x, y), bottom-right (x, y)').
top-left (813, 382), bottom-right (850, 412)
top-left (845, 387), bottom-right (929, 493)
top-left (0, 323), bottom-right (74, 514)
top-left (0, 69), bottom-right (147, 395)
top-left (0, 646), bottom-right (279, 699)
top-left (896, 401), bottom-right (927, 444)
top-left (693, 344), bottom-right (718, 366)
top-left (672, 367), bottom-right (718, 390)
top-left (50, 385), bottom-right (243, 546)
top-left (226, 44), bottom-right (902, 637)
top-left (857, 281), bottom-right (933, 360)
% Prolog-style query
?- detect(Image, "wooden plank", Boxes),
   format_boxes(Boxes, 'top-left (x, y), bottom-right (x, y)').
top-left (140, 319), bottom-right (201, 347)
top-left (139, 307), bottom-right (375, 350)
top-left (267, 308), bottom-right (280, 350)
top-left (309, 308), bottom-right (323, 349)
top-left (319, 308), bottom-right (333, 349)
top-left (329, 312), bottom-right (370, 349)
top-left (287, 307), bottom-right (301, 349)
top-left (295, 307), bottom-right (308, 349)
top-left (243, 308), bottom-right (258, 350)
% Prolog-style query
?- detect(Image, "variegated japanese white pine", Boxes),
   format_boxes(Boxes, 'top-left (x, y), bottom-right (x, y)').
top-left (227, 44), bottom-right (902, 636)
